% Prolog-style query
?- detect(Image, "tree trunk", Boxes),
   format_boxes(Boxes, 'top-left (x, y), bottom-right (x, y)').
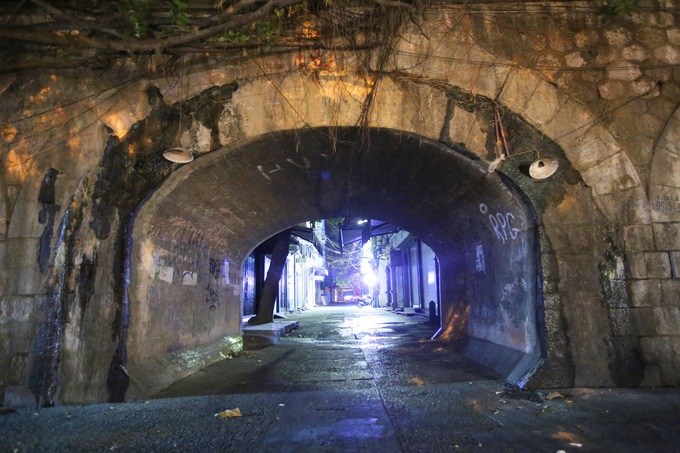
top-left (248, 230), bottom-right (291, 325)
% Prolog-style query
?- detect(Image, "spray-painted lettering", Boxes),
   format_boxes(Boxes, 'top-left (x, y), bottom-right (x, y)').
top-left (257, 164), bottom-right (283, 180)
top-left (286, 157), bottom-right (311, 169)
top-left (486, 211), bottom-right (520, 244)
top-left (258, 156), bottom-right (312, 180)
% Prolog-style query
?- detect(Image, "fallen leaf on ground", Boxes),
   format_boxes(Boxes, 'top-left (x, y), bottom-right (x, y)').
top-left (551, 431), bottom-right (580, 443)
top-left (545, 391), bottom-right (565, 400)
top-left (215, 408), bottom-right (243, 418)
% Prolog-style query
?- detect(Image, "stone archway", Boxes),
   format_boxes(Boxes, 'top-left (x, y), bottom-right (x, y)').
top-left (649, 105), bottom-right (680, 222)
top-left (3, 10), bottom-right (665, 404)
top-left (128, 126), bottom-right (544, 396)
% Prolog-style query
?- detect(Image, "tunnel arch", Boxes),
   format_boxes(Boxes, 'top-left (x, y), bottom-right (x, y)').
top-left (649, 104), bottom-right (680, 223)
top-left (129, 126), bottom-right (544, 391)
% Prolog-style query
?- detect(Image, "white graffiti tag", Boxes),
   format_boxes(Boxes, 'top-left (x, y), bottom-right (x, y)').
top-left (257, 157), bottom-right (312, 180)
top-left (480, 204), bottom-right (520, 244)
top-left (257, 164), bottom-right (283, 180)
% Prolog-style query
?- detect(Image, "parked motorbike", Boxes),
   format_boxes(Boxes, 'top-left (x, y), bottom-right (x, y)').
top-left (356, 295), bottom-right (372, 308)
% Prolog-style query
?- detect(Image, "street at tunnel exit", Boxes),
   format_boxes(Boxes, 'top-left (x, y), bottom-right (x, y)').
top-left (2, 306), bottom-right (679, 452)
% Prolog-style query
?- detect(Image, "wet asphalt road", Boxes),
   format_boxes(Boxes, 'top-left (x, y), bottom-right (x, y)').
top-left (2, 305), bottom-right (680, 452)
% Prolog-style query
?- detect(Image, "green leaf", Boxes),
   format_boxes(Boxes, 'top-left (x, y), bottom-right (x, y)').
top-left (169, 0), bottom-right (189, 27)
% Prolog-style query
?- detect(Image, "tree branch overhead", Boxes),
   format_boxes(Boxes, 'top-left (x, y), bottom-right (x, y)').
top-left (0, 0), bottom-right (416, 74)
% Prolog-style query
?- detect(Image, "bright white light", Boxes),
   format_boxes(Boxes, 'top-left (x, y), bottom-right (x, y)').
top-left (360, 242), bottom-right (372, 273)
top-left (361, 241), bottom-right (376, 291)
top-left (363, 271), bottom-right (377, 287)
top-left (357, 219), bottom-right (368, 225)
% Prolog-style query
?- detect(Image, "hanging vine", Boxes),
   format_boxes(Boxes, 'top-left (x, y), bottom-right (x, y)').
top-left (0, 0), bottom-right (418, 75)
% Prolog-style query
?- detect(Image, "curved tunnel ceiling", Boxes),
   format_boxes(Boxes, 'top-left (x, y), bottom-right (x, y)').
top-left (140, 127), bottom-right (536, 264)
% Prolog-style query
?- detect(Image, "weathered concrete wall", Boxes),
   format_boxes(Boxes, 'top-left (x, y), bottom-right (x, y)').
top-left (463, 190), bottom-right (540, 354)
top-left (1, 3), bottom-right (680, 404)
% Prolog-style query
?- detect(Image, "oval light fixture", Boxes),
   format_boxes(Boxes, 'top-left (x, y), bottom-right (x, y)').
top-left (163, 147), bottom-right (194, 164)
top-left (529, 156), bottom-right (558, 179)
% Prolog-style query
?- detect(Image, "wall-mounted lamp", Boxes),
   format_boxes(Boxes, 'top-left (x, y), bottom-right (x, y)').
top-left (163, 147), bottom-right (194, 163)
top-left (163, 66), bottom-right (193, 164)
top-left (529, 156), bottom-right (559, 179)
top-left (489, 103), bottom-right (558, 180)
top-left (488, 145), bottom-right (559, 180)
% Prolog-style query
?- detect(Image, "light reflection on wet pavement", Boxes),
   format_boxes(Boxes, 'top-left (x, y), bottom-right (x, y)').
top-left (2, 305), bottom-right (680, 452)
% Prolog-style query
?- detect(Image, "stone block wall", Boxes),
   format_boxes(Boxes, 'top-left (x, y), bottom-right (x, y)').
top-left (627, 222), bottom-right (680, 385)
top-left (2, 4), bottom-right (680, 404)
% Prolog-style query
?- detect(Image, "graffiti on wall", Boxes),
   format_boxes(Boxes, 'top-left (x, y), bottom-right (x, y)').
top-left (173, 229), bottom-right (204, 270)
top-left (182, 271), bottom-right (197, 286)
top-left (475, 244), bottom-right (485, 274)
top-left (205, 257), bottom-right (221, 308)
top-left (470, 277), bottom-right (528, 329)
top-left (257, 156), bottom-right (312, 180)
top-left (479, 203), bottom-right (520, 244)
top-left (204, 257), bottom-right (230, 308)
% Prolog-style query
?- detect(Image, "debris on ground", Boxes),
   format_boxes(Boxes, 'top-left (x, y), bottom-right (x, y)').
top-left (215, 408), bottom-right (243, 418)
top-left (500, 384), bottom-right (543, 403)
top-left (545, 391), bottom-right (566, 400)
